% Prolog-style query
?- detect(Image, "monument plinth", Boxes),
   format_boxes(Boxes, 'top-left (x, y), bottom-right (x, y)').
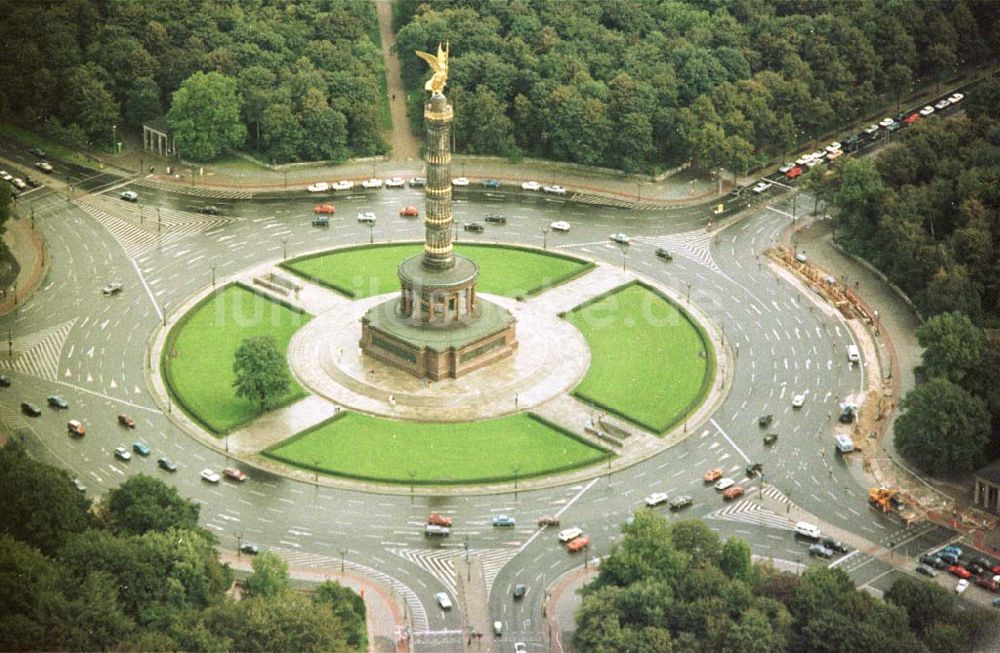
top-left (359, 45), bottom-right (517, 380)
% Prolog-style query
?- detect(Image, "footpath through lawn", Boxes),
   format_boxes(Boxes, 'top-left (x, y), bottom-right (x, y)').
top-left (164, 284), bottom-right (310, 433)
top-left (283, 243), bottom-right (591, 299)
top-left (265, 412), bottom-right (610, 484)
top-left (565, 282), bottom-right (713, 433)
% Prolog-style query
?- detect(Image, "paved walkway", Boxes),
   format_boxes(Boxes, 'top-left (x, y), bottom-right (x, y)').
top-left (0, 213), bottom-right (45, 317)
top-left (376, 0), bottom-right (420, 163)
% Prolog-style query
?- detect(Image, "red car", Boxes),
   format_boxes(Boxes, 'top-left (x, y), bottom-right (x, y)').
top-left (723, 486), bottom-right (745, 501)
top-left (117, 414), bottom-right (136, 428)
top-left (903, 113), bottom-right (921, 124)
top-left (314, 204), bottom-right (336, 214)
top-left (948, 564), bottom-right (971, 579)
top-left (400, 206), bottom-right (419, 217)
top-left (566, 536), bottom-right (590, 552)
top-left (785, 166), bottom-right (803, 179)
top-left (703, 468), bottom-right (723, 483)
top-left (223, 467), bottom-right (248, 482)
top-left (975, 576), bottom-right (999, 592)
top-left (428, 512), bottom-right (452, 527)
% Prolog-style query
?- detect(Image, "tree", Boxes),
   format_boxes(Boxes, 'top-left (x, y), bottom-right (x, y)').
top-left (719, 537), bottom-right (754, 583)
top-left (62, 62), bottom-right (120, 142)
top-left (244, 551), bottom-right (289, 599)
top-left (915, 312), bottom-right (984, 384)
top-left (167, 71), bottom-right (246, 161)
top-left (314, 581), bottom-right (366, 648)
top-left (884, 575), bottom-right (955, 637)
top-left (101, 474), bottom-right (200, 536)
top-left (260, 102), bottom-right (303, 163)
top-left (124, 77), bottom-right (162, 128)
top-left (205, 593), bottom-right (350, 653)
top-left (233, 336), bottom-right (290, 412)
top-left (0, 183), bottom-right (12, 235)
top-left (894, 377), bottom-right (990, 474)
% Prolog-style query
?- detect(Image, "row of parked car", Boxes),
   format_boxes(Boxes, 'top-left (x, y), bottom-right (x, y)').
top-left (305, 176), bottom-right (569, 196)
top-left (919, 544), bottom-right (1000, 597)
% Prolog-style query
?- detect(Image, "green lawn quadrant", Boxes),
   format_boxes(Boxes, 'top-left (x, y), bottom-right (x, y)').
top-left (282, 243), bottom-right (592, 299)
top-left (265, 412), bottom-right (610, 484)
top-left (565, 282), bottom-right (713, 434)
top-left (163, 284), bottom-right (310, 434)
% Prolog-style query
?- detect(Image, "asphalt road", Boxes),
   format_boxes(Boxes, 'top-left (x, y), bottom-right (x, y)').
top-left (0, 159), bottom-right (975, 649)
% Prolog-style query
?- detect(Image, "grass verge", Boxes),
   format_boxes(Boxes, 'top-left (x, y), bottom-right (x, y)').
top-left (264, 412), bottom-right (610, 484)
top-left (282, 243), bottom-right (592, 299)
top-left (163, 284), bottom-right (310, 434)
top-left (564, 281), bottom-right (713, 434)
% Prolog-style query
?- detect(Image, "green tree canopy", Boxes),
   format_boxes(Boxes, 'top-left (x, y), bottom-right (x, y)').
top-left (100, 474), bottom-right (200, 536)
top-left (916, 311), bottom-right (985, 384)
top-left (168, 71), bottom-right (247, 161)
top-left (233, 335), bottom-right (291, 411)
top-left (244, 551), bottom-right (290, 599)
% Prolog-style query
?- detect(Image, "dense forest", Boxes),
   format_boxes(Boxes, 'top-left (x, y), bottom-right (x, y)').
top-left (818, 80), bottom-right (1000, 473)
top-left (395, 0), bottom-right (1000, 172)
top-left (0, 0), bottom-right (384, 163)
top-left (0, 442), bottom-right (364, 652)
top-left (574, 510), bottom-right (996, 653)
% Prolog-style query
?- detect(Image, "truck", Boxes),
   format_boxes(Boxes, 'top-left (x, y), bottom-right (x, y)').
top-left (868, 487), bottom-right (918, 525)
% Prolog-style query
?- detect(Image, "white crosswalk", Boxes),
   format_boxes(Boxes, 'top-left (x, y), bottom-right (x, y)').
top-left (0, 318), bottom-right (76, 381)
top-left (134, 178), bottom-right (253, 199)
top-left (705, 484), bottom-right (797, 532)
top-left (572, 192), bottom-right (664, 211)
top-left (0, 402), bottom-right (29, 433)
top-left (638, 228), bottom-right (722, 273)
top-left (74, 197), bottom-right (235, 259)
top-left (272, 547), bottom-right (430, 631)
top-left (387, 546), bottom-right (518, 598)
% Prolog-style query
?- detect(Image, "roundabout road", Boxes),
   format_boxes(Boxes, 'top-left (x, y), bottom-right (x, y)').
top-left (1, 169), bottom-right (926, 652)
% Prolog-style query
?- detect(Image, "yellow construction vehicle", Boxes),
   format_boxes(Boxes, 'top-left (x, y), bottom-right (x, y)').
top-left (868, 487), bottom-right (918, 525)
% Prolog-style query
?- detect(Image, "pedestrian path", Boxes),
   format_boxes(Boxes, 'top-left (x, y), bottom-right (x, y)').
top-left (523, 263), bottom-right (633, 315)
top-left (0, 317), bottom-right (76, 382)
top-left (134, 177), bottom-right (253, 199)
top-left (73, 196), bottom-right (234, 259)
top-left (386, 546), bottom-right (518, 599)
top-left (639, 227), bottom-right (722, 274)
top-left (571, 192), bottom-right (667, 211)
top-left (705, 484), bottom-right (797, 532)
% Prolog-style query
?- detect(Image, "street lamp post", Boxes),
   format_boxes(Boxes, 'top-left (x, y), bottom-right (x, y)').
top-left (112, 124), bottom-right (116, 152)
top-left (282, 237), bottom-right (288, 260)
top-left (368, 223), bottom-right (374, 244)
top-left (686, 281), bottom-right (692, 303)
top-left (211, 265), bottom-right (216, 288)
top-left (341, 548), bottom-right (347, 572)
top-left (620, 243), bottom-right (629, 271)
top-left (236, 533), bottom-right (243, 558)
top-left (542, 227), bottom-right (549, 250)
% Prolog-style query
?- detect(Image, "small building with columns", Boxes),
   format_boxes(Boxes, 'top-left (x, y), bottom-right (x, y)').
top-left (973, 460), bottom-right (1000, 514)
top-left (142, 117), bottom-right (175, 158)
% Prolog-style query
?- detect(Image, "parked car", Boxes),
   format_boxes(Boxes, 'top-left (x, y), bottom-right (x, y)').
top-left (513, 584), bottom-right (527, 599)
top-left (463, 222), bottom-right (484, 233)
top-left (484, 213), bottom-right (507, 224)
top-left (224, 467), bottom-right (248, 482)
top-left (521, 181), bottom-right (541, 191)
top-left (752, 181), bottom-right (772, 194)
top-left (916, 565), bottom-right (937, 578)
top-left (655, 248), bottom-right (673, 261)
top-left (809, 544), bottom-right (834, 558)
top-left (492, 515), bottom-right (516, 527)
top-left (120, 190), bottom-right (138, 202)
top-left (941, 545), bottom-right (963, 558)
top-left (307, 182), bottom-right (330, 193)
top-left (669, 495), bottom-right (693, 511)
top-left (72, 478), bottom-right (86, 492)
top-left (862, 124), bottom-right (880, 135)
top-left (201, 469), bottom-right (221, 483)
top-left (118, 414), bottom-right (136, 428)
top-left (703, 468), bottom-right (723, 482)
top-left (975, 576), bottom-right (999, 592)
top-left (399, 206), bottom-right (419, 217)
top-left (948, 564), bottom-right (971, 579)
top-left (785, 166), bottom-right (803, 179)
top-left (904, 112), bottom-right (921, 124)
top-left (24, 176), bottom-right (40, 188)
top-left (197, 205), bottom-right (221, 215)
top-left (47, 395), bottom-right (69, 409)
top-left (644, 492), bottom-right (670, 507)
top-left (956, 578), bottom-right (970, 594)
top-left (566, 536), bottom-right (590, 552)
top-left (332, 180), bottom-right (354, 191)
top-left (948, 93), bottom-right (964, 104)
top-left (723, 486), bottom-right (745, 500)
top-left (35, 161), bottom-right (53, 173)
top-left (132, 441), bottom-right (151, 456)
top-left (919, 105), bottom-right (935, 116)
top-left (314, 204), bottom-right (336, 214)
top-left (67, 419), bottom-right (85, 437)
top-left (384, 177), bottom-right (405, 188)
top-left (29, 147), bottom-right (46, 157)
top-left (451, 177), bottom-right (470, 186)
top-left (361, 178), bottom-right (383, 189)
top-left (21, 402), bottom-right (41, 417)
top-left (11, 178), bottom-right (26, 190)
top-left (934, 99), bottom-right (951, 110)
top-left (102, 282), bottom-right (124, 295)
top-left (939, 551), bottom-right (960, 565)
top-left (543, 184), bottom-right (567, 195)
top-left (114, 446), bottom-right (132, 461)
top-left (549, 220), bottom-right (571, 232)
top-left (408, 177), bottom-right (426, 187)
top-left (919, 554), bottom-right (947, 569)
top-left (157, 457), bottom-right (178, 472)
top-left (822, 538), bottom-right (849, 554)
top-left (428, 512), bottom-right (452, 527)
top-left (515, 643), bottom-right (527, 653)
top-left (481, 179), bottom-right (501, 189)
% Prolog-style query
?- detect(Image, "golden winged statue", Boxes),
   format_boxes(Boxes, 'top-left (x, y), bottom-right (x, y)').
top-left (415, 42), bottom-right (449, 95)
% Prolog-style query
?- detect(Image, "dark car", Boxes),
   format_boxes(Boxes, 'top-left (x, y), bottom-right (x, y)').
top-left (763, 432), bottom-right (778, 445)
top-left (29, 147), bottom-right (46, 157)
top-left (971, 556), bottom-right (992, 570)
top-left (966, 562), bottom-right (986, 577)
top-left (975, 576), bottom-right (999, 592)
top-left (808, 544), bottom-right (834, 559)
top-left (240, 543), bottom-right (260, 555)
top-left (312, 216), bottom-right (329, 227)
top-left (938, 551), bottom-right (959, 565)
top-left (0, 375), bottom-right (10, 387)
top-left (669, 495), bottom-right (693, 511)
top-left (513, 584), bottom-right (527, 599)
top-left (484, 213), bottom-right (507, 224)
top-left (919, 554), bottom-right (947, 570)
top-left (47, 395), bottom-right (69, 409)
top-left (821, 538), bottom-right (849, 554)
top-left (21, 402), bottom-right (41, 417)
top-left (915, 565), bottom-right (936, 578)
top-left (198, 205), bottom-right (221, 215)
top-left (655, 248), bottom-right (673, 261)
top-left (157, 457), bottom-right (178, 472)
top-left (481, 179), bottom-right (501, 189)
top-left (745, 462), bottom-right (763, 477)
top-left (24, 176), bottom-right (41, 188)
top-left (758, 414), bottom-right (773, 428)
top-left (463, 222), bottom-right (484, 233)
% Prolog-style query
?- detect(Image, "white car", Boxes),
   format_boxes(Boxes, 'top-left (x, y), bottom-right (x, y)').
top-left (919, 105), bottom-right (935, 116)
top-left (791, 393), bottom-right (805, 408)
top-left (435, 592), bottom-right (452, 609)
top-left (451, 177), bottom-right (470, 186)
top-left (357, 212), bottom-right (377, 223)
top-left (514, 643), bottom-right (527, 653)
top-left (824, 142), bottom-right (842, 153)
top-left (795, 154), bottom-right (813, 166)
top-left (521, 180), bottom-right (541, 191)
top-left (804, 158), bottom-right (822, 168)
top-left (558, 527), bottom-right (583, 542)
top-left (956, 579), bottom-right (970, 594)
top-left (878, 117), bottom-right (895, 127)
top-left (113, 446), bottom-right (132, 461)
top-left (934, 99), bottom-right (951, 110)
top-left (11, 178), bottom-right (26, 190)
top-left (610, 233), bottom-right (630, 245)
top-left (384, 177), bottom-right (405, 188)
top-left (644, 492), bottom-right (669, 507)
top-left (201, 469), bottom-right (221, 483)
top-left (307, 182), bottom-right (329, 193)
top-left (35, 161), bottom-right (53, 173)
top-left (948, 93), bottom-right (964, 104)
top-left (862, 124), bottom-right (879, 134)
top-left (543, 184), bottom-right (567, 195)
top-left (120, 190), bottom-right (138, 202)
top-left (0, 170), bottom-right (11, 181)
top-left (751, 181), bottom-right (772, 194)
top-left (778, 164), bottom-right (795, 174)
top-left (361, 178), bottom-right (383, 189)
top-left (550, 220), bottom-right (571, 232)
top-left (332, 180), bottom-right (354, 191)
top-left (714, 478), bottom-right (735, 491)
